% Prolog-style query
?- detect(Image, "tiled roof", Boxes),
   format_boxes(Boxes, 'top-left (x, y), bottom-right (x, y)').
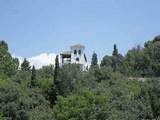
top-left (71, 44), bottom-right (85, 48)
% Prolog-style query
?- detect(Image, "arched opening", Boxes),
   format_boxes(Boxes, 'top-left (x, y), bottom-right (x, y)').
top-left (78, 50), bottom-right (81, 55)
top-left (76, 57), bottom-right (79, 62)
top-left (74, 50), bottom-right (77, 55)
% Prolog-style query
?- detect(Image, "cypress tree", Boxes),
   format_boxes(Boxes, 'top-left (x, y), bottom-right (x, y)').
top-left (31, 65), bottom-right (37, 87)
top-left (112, 44), bottom-right (118, 72)
top-left (112, 44), bottom-right (118, 56)
top-left (90, 52), bottom-right (101, 82)
top-left (54, 55), bottom-right (60, 81)
top-left (91, 52), bottom-right (98, 67)
top-left (49, 55), bottom-right (60, 107)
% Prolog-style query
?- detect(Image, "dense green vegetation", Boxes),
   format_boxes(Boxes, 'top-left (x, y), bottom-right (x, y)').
top-left (1, 35), bottom-right (160, 120)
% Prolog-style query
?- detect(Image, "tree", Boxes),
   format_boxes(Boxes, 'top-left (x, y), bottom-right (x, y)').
top-left (21, 58), bottom-right (31, 71)
top-left (0, 40), bottom-right (19, 77)
top-left (0, 83), bottom-right (29, 120)
top-left (124, 46), bottom-right (150, 77)
top-left (112, 44), bottom-right (118, 56)
top-left (54, 55), bottom-right (60, 81)
top-left (48, 55), bottom-right (60, 107)
top-left (55, 64), bottom-right (81, 96)
top-left (147, 79), bottom-right (160, 118)
top-left (101, 45), bottom-right (124, 73)
top-left (90, 52), bottom-right (101, 82)
top-left (127, 35), bottom-right (160, 77)
top-left (101, 55), bottom-right (113, 67)
top-left (53, 90), bottom-right (109, 120)
top-left (31, 65), bottom-right (37, 87)
top-left (0, 81), bottom-right (50, 120)
top-left (144, 36), bottom-right (160, 76)
top-left (112, 54), bottom-right (124, 72)
top-left (37, 65), bottom-right (54, 79)
top-left (29, 105), bottom-right (54, 120)
top-left (91, 52), bottom-right (98, 67)
top-left (0, 40), bottom-right (8, 51)
top-left (0, 113), bottom-right (6, 120)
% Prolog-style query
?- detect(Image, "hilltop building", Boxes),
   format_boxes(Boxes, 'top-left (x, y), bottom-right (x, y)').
top-left (60, 44), bottom-right (88, 70)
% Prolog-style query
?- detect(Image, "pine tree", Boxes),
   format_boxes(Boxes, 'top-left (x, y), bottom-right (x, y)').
top-left (31, 65), bottom-right (37, 87)
top-left (112, 44), bottom-right (118, 56)
top-left (21, 58), bottom-right (31, 71)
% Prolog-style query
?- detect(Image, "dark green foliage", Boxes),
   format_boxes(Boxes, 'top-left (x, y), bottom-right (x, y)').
top-left (147, 79), bottom-right (160, 118)
top-left (0, 40), bottom-right (8, 51)
top-left (91, 52), bottom-right (98, 67)
top-left (53, 75), bottom-right (148, 120)
top-left (0, 40), bottom-right (19, 77)
top-left (0, 42), bottom-right (51, 119)
top-left (56, 64), bottom-right (81, 96)
top-left (112, 44), bottom-right (118, 56)
top-left (101, 45), bottom-right (124, 73)
top-left (124, 46), bottom-right (150, 76)
top-left (48, 55), bottom-right (60, 107)
top-left (124, 35), bottom-right (160, 77)
top-left (37, 65), bottom-right (54, 79)
top-left (13, 70), bottom-right (31, 85)
top-left (1, 36), bottom-right (160, 120)
top-left (90, 52), bottom-right (100, 82)
top-left (53, 90), bottom-right (109, 120)
top-left (36, 65), bottom-right (54, 95)
top-left (0, 113), bottom-right (6, 120)
top-left (21, 58), bottom-right (31, 71)
top-left (101, 54), bottom-right (124, 73)
top-left (101, 55), bottom-right (113, 67)
top-left (30, 66), bottom-right (37, 87)
top-left (144, 37), bottom-right (160, 76)
top-left (144, 35), bottom-right (160, 47)
top-left (0, 80), bottom-right (50, 120)
top-left (0, 83), bottom-right (29, 120)
top-left (29, 105), bottom-right (54, 120)
top-left (54, 55), bottom-right (60, 81)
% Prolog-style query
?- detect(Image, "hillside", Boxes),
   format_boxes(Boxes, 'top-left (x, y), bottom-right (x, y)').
top-left (1, 35), bottom-right (160, 120)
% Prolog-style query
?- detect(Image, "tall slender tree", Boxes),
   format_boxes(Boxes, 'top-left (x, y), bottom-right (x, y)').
top-left (31, 65), bottom-right (37, 87)
top-left (112, 44), bottom-right (118, 56)
top-left (48, 55), bottom-right (60, 107)
top-left (91, 52), bottom-right (98, 67)
top-left (90, 52), bottom-right (101, 82)
top-left (112, 44), bottom-right (119, 72)
top-left (54, 55), bottom-right (60, 81)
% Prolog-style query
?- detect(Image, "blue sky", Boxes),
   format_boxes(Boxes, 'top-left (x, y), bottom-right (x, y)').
top-left (0, 0), bottom-right (160, 62)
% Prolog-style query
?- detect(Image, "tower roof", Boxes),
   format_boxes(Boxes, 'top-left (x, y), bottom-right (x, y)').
top-left (71, 44), bottom-right (85, 48)
top-left (61, 51), bottom-right (71, 55)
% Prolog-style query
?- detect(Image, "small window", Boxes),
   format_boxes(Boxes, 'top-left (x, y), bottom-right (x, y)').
top-left (76, 57), bottom-right (79, 62)
top-left (74, 50), bottom-right (77, 54)
top-left (78, 50), bottom-right (81, 55)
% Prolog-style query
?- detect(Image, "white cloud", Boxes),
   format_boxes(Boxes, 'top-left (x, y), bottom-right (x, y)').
top-left (13, 53), bottom-right (56, 69)
top-left (28, 53), bottom-right (56, 69)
